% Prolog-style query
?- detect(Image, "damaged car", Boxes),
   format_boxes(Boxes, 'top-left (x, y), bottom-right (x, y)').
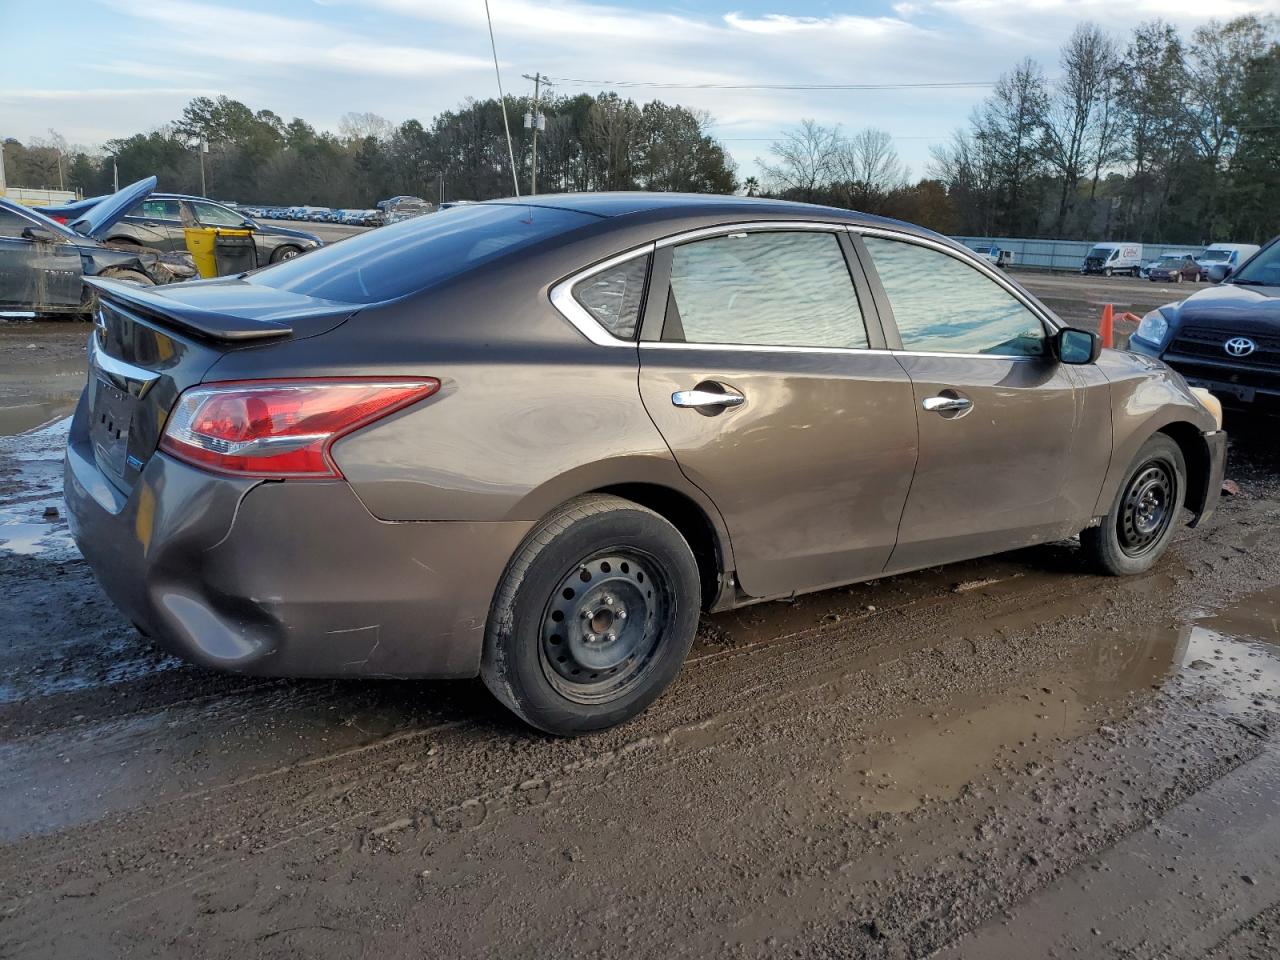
top-left (0, 177), bottom-right (194, 317)
top-left (65, 194), bottom-right (1227, 736)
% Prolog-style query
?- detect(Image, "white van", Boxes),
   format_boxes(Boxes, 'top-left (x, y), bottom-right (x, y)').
top-left (1195, 243), bottom-right (1261, 280)
top-left (1082, 242), bottom-right (1143, 277)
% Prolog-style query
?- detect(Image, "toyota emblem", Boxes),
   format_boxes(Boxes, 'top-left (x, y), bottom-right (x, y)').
top-left (1225, 336), bottom-right (1256, 357)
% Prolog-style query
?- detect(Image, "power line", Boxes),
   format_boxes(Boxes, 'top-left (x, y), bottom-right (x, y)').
top-left (542, 76), bottom-right (996, 91)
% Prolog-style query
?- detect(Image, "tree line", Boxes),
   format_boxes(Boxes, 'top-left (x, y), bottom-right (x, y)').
top-left (3, 13), bottom-right (1275, 245)
top-left (2, 91), bottom-right (736, 210)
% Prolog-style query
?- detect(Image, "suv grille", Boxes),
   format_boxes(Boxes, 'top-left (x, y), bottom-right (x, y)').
top-left (1167, 326), bottom-right (1280, 370)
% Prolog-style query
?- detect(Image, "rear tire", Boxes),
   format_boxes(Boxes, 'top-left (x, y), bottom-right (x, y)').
top-left (1081, 434), bottom-right (1186, 576)
top-left (481, 495), bottom-right (701, 736)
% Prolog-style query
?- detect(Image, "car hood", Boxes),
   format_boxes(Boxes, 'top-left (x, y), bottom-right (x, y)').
top-left (69, 176), bottom-right (157, 241)
top-left (1173, 282), bottom-right (1280, 332)
top-left (256, 223), bottom-right (322, 243)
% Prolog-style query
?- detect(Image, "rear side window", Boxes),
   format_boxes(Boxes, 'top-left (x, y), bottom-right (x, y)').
top-left (665, 231), bottom-right (868, 349)
top-left (863, 237), bottom-right (1046, 357)
top-left (249, 203), bottom-right (596, 304)
top-left (573, 255), bottom-right (648, 339)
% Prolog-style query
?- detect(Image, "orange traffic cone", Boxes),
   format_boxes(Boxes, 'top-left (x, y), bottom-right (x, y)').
top-left (1099, 303), bottom-right (1114, 348)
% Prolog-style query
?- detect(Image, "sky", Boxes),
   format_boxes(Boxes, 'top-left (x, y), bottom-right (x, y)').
top-left (2, 0), bottom-right (1276, 183)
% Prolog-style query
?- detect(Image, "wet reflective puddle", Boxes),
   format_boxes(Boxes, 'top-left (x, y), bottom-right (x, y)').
top-left (829, 585), bottom-right (1280, 814)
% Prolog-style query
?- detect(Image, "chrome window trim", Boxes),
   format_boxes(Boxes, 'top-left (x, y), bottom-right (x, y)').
top-left (640, 341), bottom-right (1040, 361)
top-left (654, 220), bottom-right (845, 248)
top-left (549, 243), bottom-right (655, 347)
top-left (851, 225), bottom-right (1063, 335)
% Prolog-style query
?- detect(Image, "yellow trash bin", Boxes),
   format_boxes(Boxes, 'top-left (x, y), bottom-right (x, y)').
top-left (183, 227), bottom-right (218, 279)
top-left (183, 227), bottom-right (256, 278)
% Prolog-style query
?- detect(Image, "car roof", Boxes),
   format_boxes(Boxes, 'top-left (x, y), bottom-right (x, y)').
top-left (476, 191), bottom-right (939, 240)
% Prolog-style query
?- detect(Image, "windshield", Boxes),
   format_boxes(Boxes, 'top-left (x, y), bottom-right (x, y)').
top-left (1086, 246), bottom-right (1111, 259)
top-left (1157, 258), bottom-right (1183, 267)
top-left (1201, 250), bottom-right (1231, 262)
top-left (1231, 242), bottom-right (1280, 286)
top-left (248, 202), bottom-right (596, 304)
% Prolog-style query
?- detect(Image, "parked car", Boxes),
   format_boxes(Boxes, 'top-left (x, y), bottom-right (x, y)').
top-left (0, 177), bottom-right (194, 317)
top-left (1082, 242), bottom-right (1143, 276)
top-left (378, 195), bottom-right (434, 223)
top-left (1147, 254), bottom-right (1201, 283)
top-left (34, 194), bottom-right (107, 224)
top-left (968, 244), bottom-right (1014, 268)
top-left (65, 194), bottom-right (1226, 735)
top-left (1194, 242), bottom-right (1261, 282)
top-left (1131, 236), bottom-right (1280, 412)
top-left (101, 194), bottom-right (323, 264)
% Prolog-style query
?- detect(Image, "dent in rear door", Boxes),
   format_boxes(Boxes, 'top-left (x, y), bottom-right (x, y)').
top-left (636, 227), bottom-right (918, 599)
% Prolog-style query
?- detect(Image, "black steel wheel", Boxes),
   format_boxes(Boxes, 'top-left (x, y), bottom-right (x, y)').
top-left (1081, 434), bottom-right (1186, 576)
top-left (482, 494), bottom-right (701, 735)
top-left (1117, 460), bottom-right (1177, 557)
top-left (540, 550), bottom-right (671, 704)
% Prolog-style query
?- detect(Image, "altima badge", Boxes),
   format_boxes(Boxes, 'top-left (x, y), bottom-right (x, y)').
top-left (1224, 337), bottom-right (1256, 357)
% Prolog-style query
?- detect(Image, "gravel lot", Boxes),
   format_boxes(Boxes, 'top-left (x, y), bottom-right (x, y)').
top-left (0, 272), bottom-right (1277, 960)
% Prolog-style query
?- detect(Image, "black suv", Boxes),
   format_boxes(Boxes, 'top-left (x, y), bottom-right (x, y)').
top-left (1130, 237), bottom-right (1280, 412)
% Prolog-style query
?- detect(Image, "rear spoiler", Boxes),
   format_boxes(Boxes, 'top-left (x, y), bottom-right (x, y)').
top-left (85, 277), bottom-right (293, 342)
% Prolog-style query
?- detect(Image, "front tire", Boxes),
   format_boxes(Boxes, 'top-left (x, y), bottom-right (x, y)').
top-left (482, 495), bottom-right (701, 735)
top-left (270, 244), bottom-right (304, 263)
top-left (1081, 434), bottom-right (1186, 576)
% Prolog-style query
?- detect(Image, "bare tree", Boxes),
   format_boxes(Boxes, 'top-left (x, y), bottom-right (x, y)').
top-left (976, 59), bottom-right (1049, 234)
top-left (1043, 23), bottom-right (1117, 234)
top-left (338, 112), bottom-right (392, 143)
top-left (832, 128), bottom-right (907, 211)
top-left (759, 119), bottom-right (841, 200)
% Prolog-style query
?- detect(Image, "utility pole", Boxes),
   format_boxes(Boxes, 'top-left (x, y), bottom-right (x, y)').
top-left (198, 139), bottom-right (208, 196)
top-left (522, 73), bottom-right (551, 195)
top-left (111, 156), bottom-right (119, 192)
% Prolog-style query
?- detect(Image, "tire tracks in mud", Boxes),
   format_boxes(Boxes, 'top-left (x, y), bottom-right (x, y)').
top-left (4, 505), bottom-right (1277, 959)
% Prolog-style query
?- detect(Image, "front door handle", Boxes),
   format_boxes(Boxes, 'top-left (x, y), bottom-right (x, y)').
top-left (922, 395), bottom-right (973, 414)
top-left (672, 388), bottom-right (745, 409)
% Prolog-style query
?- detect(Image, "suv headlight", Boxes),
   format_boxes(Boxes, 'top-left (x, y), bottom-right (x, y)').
top-left (1134, 309), bottom-right (1169, 345)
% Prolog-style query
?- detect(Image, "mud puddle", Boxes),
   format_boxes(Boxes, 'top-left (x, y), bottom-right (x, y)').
top-left (0, 355), bottom-right (83, 437)
top-left (790, 583), bottom-right (1280, 816)
top-left (0, 416), bottom-right (75, 559)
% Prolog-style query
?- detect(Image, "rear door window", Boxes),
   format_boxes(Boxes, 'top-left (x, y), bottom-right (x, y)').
top-left (863, 236), bottom-right (1046, 357)
top-left (249, 203), bottom-right (595, 304)
top-left (665, 231), bottom-right (868, 349)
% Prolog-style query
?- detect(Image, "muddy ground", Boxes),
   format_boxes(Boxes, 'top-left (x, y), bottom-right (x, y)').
top-left (0, 292), bottom-right (1277, 959)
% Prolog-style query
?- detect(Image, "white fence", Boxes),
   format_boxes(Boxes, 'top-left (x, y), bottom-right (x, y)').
top-left (951, 236), bottom-right (1204, 273)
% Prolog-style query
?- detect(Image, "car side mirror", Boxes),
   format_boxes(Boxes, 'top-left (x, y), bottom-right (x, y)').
top-left (241, 219), bottom-right (256, 230)
top-left (1207, 264), bottom-right (1231, 283)
top-left (1056, 327), bottom-right (1101, 365)
top-left (20, 226), bottom-right (59, 243)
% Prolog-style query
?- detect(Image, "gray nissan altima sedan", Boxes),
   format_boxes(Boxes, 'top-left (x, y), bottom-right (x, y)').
top-left (64, 193), bottom-right (1227, 735)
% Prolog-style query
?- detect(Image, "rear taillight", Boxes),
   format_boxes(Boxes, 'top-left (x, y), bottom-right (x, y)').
top-left (159, 378), bottom-right (439, 478)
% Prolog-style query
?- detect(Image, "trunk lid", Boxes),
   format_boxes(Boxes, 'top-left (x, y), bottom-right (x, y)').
top-left (85, 278), bottom-right (357, 493)
top-left (69, 176), bottom-right (157, 242)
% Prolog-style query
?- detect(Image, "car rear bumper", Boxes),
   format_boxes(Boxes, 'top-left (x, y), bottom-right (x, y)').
top-left (63, 398), bottom-right (531, 679)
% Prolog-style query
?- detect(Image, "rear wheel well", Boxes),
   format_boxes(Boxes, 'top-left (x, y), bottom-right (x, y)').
top-left (597, 483), bottom-right (724, 610)
top-left (1158, 422), bottom-right (1207, 515)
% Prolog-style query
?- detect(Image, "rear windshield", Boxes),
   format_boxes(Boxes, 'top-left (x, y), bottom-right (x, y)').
top-left (247, 202), bottom-right (596, 304)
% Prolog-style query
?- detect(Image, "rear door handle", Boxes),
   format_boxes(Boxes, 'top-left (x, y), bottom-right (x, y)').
top-left (922, 395), bottom-right (973, 414)
top-left (672, 388), bottom-right (745, 409)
